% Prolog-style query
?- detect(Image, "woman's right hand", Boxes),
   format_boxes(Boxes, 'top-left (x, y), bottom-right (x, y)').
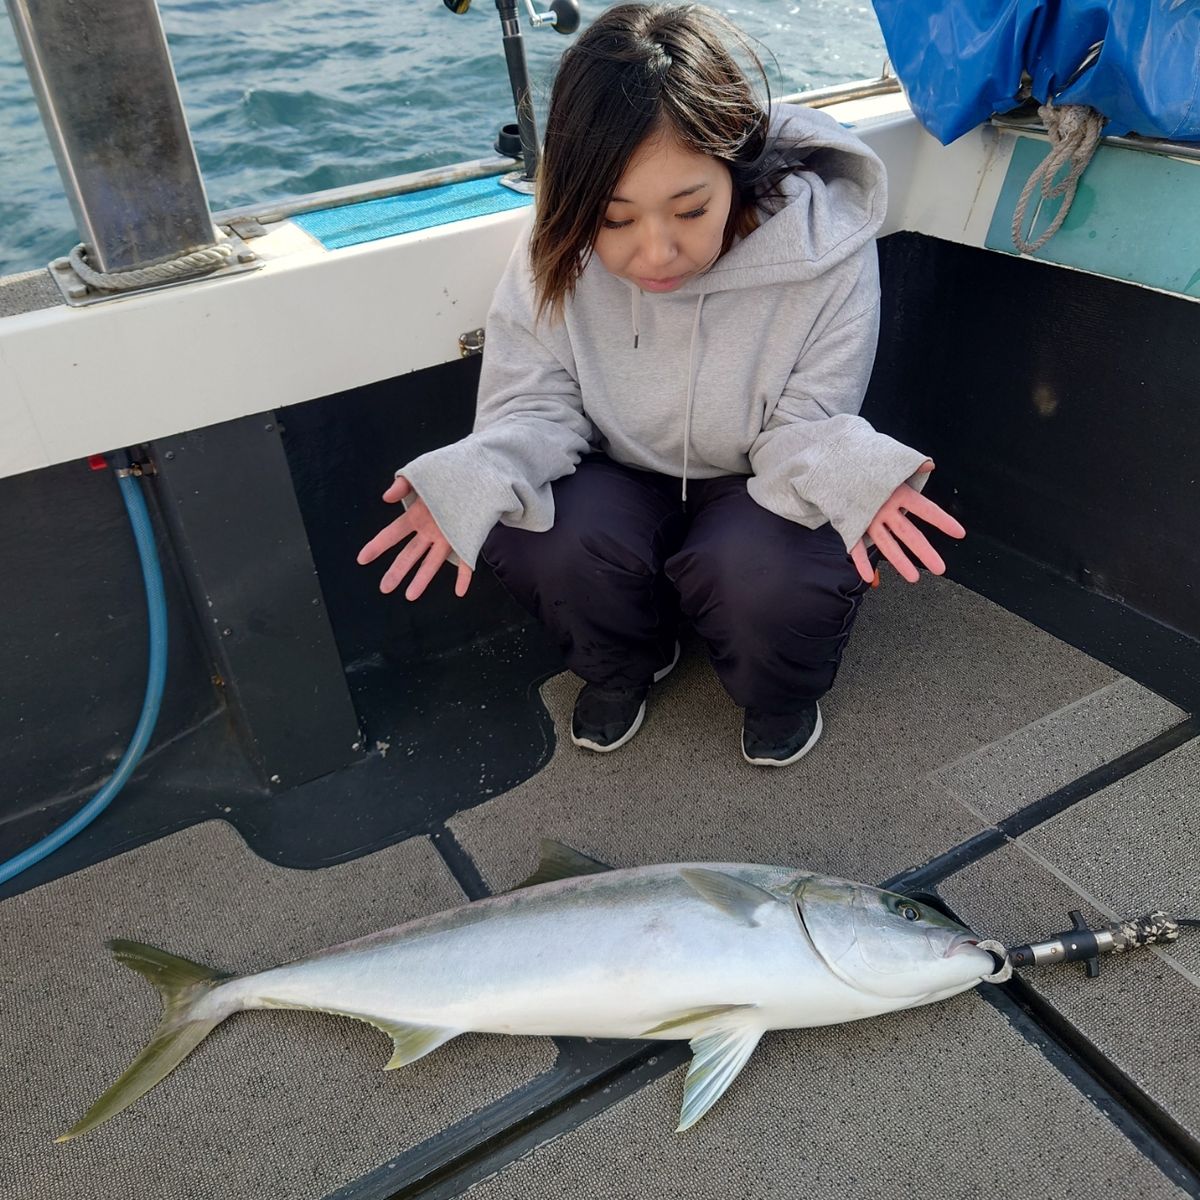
top-left (357, 475), bottom-right (473, 602)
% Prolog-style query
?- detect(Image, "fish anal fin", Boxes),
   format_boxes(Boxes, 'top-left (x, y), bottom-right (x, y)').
top-left (677, 1022), bottom-right (765, 1133)
top-left (380, 1021), bottom-right (461, 1069)
top-left (303, 1007), bottom-right (461, 1070)
top-left (511, 839), bottom-right (614, 890)
top-left (679, 868), bottom-right (779, 927)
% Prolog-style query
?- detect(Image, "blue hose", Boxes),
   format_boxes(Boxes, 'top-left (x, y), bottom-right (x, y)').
top-left (0, 469), bottom-right (168, 886)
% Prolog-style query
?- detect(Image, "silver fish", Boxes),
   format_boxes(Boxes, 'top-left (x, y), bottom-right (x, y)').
top-left (59, 841), bottom-right (995, 1140)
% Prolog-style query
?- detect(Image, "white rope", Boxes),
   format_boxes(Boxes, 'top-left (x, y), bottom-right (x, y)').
top-left (1011, 103), bottom-right (1105, 255)
top-left (68, 241), bottom-right (234, 292)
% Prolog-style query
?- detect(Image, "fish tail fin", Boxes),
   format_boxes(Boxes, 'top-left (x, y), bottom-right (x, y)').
top-left (56, 939), bottom-right (236, 1143)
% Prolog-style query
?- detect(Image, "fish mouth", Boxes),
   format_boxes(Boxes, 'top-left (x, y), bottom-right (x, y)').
top-left (944, 933), bottom-right (980, 958)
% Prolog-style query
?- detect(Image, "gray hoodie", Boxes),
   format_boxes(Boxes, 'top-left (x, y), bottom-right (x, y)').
top-left (400, 104), bottom-right (928, 568)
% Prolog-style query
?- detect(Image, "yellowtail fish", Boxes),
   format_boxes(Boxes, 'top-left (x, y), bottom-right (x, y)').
top-left (58, 841), bottom-right (994, 1140)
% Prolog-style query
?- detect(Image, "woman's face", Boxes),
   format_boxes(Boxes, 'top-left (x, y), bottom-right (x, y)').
top-left (592, 129), bottom-right (734, 294)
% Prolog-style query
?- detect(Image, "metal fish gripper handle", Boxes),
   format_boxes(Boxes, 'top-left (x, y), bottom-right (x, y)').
top-left (1004, 910), bottom-right (1181, 979)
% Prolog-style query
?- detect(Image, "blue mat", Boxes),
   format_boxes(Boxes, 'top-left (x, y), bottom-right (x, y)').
top-left (293, 175), bottom-right (533, 250)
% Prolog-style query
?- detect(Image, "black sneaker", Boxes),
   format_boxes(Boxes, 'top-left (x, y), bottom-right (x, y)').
top-left (741, 701), bottom-right (823, 767)
top-left (570, 642), bottom-right (680, 753)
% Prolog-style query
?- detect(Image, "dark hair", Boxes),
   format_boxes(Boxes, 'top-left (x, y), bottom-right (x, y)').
top-left (530, 3), bottom-right (792, 323)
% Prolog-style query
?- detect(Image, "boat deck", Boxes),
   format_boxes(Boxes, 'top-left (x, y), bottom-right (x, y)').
top-left (4, 541), bottom-right (1199, 1200)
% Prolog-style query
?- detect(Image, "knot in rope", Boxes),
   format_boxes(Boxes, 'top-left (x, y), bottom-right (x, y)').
top-left (1011, 103), bottom-right (1105, 255)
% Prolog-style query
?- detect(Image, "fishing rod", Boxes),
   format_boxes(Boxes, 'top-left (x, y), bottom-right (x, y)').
top-left (443, 0), bottom-right (582, 189)
top-left (970, 909), bottom-right (1200, 984)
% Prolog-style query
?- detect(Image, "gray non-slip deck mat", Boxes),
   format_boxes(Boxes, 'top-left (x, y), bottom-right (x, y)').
top-left (450, 577), bottom-right (1157, 892)
top-left (0, 268), bottom-right (62, 318)
top-left (932, 676), bottom-right (1185, 823)
top-left (941, 738), bottom-right (1200, 1142)
top-left (463, 994), bottom-right (1187, 1200)
top-left (1, 822), bottom-right (556, 1200)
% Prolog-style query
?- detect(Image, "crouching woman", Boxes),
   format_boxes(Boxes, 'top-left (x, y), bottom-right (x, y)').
top-left (358, 3), bottom-right (963, 766)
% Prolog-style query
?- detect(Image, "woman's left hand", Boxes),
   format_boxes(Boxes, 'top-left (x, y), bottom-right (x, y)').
top-left (850, 462), bottom-right (966, 585)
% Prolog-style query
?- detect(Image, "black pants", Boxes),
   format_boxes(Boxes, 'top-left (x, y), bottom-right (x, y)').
top-left (482, 456), bottom-right (870, 714)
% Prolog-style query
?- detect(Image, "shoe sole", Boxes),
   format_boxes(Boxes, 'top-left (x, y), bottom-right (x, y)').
top-left (741, 703), bottom-right (823, 767)
top-left (571, 642), bottom-right (679, 754)
top-left (653, 639), bottom-right (682, 683)
top-left (571, 700), bottom-right (647, 753)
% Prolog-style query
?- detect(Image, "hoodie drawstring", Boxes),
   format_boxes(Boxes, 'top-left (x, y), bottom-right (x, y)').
top-left (681, 293), bottom-right (704, 503)
top-left (628, 287), bottom-right (705, 503)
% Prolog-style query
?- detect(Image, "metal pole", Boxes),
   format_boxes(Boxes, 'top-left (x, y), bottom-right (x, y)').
top-left (496, 0), bottom-right (540, 182)
top-left (5, 0), bottom-right (214, 273)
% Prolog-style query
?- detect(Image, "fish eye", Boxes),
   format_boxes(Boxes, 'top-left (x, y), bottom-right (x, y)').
top-left (900, 903), bottom-right (921, 922)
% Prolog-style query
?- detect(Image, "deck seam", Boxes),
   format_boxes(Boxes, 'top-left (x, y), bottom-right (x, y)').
top-left (430, 824), bottom-right (493, 902)
top-left (884, 716), bottom-right (1200, 895)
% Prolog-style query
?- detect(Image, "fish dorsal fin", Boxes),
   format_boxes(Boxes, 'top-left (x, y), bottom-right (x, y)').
top-left (678, 1022), bottom-right (765, 1132)
top-left (512, 839), bottom-right (614, 890)
top-left (680, 868), bottom-right (779, 927)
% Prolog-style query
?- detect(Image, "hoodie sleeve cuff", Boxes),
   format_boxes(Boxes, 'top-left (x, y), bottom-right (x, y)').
top-left (801, 432), bottom-right (931, 551)
top-left (398, 443), bottom-right (523, 569)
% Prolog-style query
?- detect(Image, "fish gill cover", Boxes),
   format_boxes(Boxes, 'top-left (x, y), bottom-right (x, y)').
top-left (871, 0), bottom-right (1200, 145)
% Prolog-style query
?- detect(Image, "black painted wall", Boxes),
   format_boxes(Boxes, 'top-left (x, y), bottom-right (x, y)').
top-left (278, 356), bottom-right (532, 668)
top-left (868, 234), bottom-right (1200, 642)
top-left (1, 461), bottom-right (218, 819)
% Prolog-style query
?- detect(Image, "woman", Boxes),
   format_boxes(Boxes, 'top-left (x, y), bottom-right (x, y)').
top-left (358, 3), bottom-right (963, 765)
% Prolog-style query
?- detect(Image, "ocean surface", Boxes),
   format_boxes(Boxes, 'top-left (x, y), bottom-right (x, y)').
top-left (0, 1), bottom-right (884, 276)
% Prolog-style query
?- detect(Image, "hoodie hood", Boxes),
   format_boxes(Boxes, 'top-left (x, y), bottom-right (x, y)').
top-left (674, 102), bottom-right (889, 296)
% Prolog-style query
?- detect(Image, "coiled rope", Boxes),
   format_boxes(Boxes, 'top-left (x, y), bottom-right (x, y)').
top-left (68, 240), bottom-right (233, 292)
top-left (1011, 103), bottom-right (1105, 255)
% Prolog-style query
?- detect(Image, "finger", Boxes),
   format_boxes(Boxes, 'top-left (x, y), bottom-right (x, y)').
top-left (870, 521), bottom-right (921, 584)
top-left (383, 474), bottom-right (412, 503)
top-left (405, 543), bottom-right (450, 602)
top-left (380, 536), bottom-right (430, 594)
top-left (887, 511), bottom-right (945, 575)
top-left (849, 540), bottom-right (875, 584)
top-left (357, 514), bottom-right (414, 565)
top-left (455, 561), bottom-right (473, 598)
top-left (915, 459), bottom-right (934, 475)
top-left (898, 490), bottom-right (967, 540)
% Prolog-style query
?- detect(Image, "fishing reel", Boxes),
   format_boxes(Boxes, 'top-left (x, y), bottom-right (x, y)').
top-left (444, 0), bottom-right (580, 33)
top-left (442, 0), bottom-right (582, 189)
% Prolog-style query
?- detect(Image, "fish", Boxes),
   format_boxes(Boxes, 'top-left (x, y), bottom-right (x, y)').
top-left (57, 840), bottom-right (996, 1141)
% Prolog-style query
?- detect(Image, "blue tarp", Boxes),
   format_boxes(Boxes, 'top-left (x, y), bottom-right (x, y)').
top-left (871, 1), bottom-right (1200, 145)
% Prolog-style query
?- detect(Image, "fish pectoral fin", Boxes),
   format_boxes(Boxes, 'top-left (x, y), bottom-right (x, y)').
top-left (511, 839), bottom-right (614, 890)
top-left (640, 1003), bottom-right (756, 1038)
top-left (679, 868), bottom-right (779, 927)
top-left (678, 1023), bottom-right (765, 1133)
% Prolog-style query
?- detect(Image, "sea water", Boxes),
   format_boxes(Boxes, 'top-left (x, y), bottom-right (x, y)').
top-left (0, 1), bottom-right (885, 276)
